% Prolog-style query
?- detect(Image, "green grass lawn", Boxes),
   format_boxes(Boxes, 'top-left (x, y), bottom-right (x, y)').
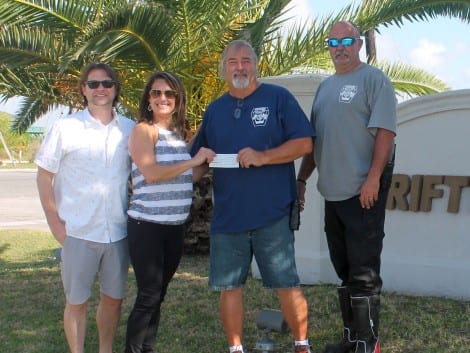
top-left (0, 230), bottom-right (469, 353)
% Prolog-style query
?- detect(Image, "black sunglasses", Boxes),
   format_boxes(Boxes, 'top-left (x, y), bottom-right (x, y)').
top-left (326, 37), bottom-right (361, 48)
top-left (234, 99), bottom-right (243, 119)
top-left (149, 89), bottom-right (178, 99)
top-left (86, 80), bottom-right (116, 89)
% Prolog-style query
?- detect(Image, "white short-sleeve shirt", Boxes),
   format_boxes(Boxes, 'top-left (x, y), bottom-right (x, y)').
top-left (35, 108), bottom-right (135, 243)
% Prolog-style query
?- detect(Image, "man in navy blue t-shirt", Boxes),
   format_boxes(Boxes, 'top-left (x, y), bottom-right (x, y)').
top-left (191, 39), bottom-right (315, 353)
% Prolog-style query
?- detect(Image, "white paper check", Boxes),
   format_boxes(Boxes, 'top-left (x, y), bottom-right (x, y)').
top-left (209, 154), bottom-right (239, 168)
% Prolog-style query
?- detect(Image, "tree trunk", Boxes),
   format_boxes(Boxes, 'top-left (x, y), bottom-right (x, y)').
top-left (365, 29), bottom-right (377, 64)
top-left (185, 172), bottom-right (213, 254)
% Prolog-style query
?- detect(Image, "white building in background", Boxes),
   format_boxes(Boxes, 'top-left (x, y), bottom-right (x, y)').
top-left (254, 75), bottom-right (470, 300)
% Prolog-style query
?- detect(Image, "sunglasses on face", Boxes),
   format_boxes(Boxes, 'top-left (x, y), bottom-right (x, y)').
top-left (86, 80), bottom-right (116, 89)
top-left (149, 89), bottom-right (178, 99)
top-left (326, 37), bottom-right (361, 47)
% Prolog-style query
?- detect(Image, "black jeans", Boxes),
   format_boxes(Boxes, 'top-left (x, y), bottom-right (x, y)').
top-left (324, 164), bottom-right (393, 296)
top-left (125, 217), bottom-right (184, 353)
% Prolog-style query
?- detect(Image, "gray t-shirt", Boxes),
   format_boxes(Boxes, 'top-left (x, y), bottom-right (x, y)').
top-left (311, 63), bottom-right (397, 201)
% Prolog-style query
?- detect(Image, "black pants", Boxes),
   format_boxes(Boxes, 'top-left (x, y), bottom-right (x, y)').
top-left (125, 217), bottom-right (184, 353)
top-left (324, 165), bottom-right (393, 296)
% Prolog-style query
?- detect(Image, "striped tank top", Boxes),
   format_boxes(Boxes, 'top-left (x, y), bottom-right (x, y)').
top-left (127, 127), bottom-right (193, 225)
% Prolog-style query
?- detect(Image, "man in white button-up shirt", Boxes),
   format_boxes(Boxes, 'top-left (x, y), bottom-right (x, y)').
top-left (35, 63), bottom-right (135, 353)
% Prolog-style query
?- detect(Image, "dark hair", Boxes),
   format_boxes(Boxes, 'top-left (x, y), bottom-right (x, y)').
top-left (139, 71), bottom-right (189, 139)
top-left (79, 62), bottom-right (121, 107)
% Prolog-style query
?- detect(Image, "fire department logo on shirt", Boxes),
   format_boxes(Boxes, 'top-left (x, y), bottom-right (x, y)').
top-left (339, 85), bottom-right (358, 103)
top-left (251, 107), bottom-right (269, 127)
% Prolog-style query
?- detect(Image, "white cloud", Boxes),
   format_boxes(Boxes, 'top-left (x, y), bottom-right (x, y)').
top-left (281, 0), bottom-right (314, 27)
top-left (286, 0), bottom-right (312, 19)
top-left (277, 1), bottom-right (469, 88)
top-left (409, 39), bottom-right (470, 89)
top-left (455, 41), bottom-right (468, 53)
top-left (375, 33), bottom-right (407, 63)
top-left (463, 66), bottom-right (470, 81)
top-left (376, 32), bottom-right (469, 89)
top-left (410, 39), bottom-right (446, 70)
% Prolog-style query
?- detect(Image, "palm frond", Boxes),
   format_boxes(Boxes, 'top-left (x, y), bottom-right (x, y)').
top-left (240, 0), bottom-right (291, 54)
top-left (377, 61), bottom-right (451, 98)
top-left (69, 4), bottom-right (175, 70)
top-left (0, 0), bottom-right (107, 33)
top-left (259, 6), bottom-right (355, 76)
top-left (0, 0), bottom-right (466, 133)
top-left (355, 0), bottom-right (470, 33)
top-left (10, 98), bottom-right (51, 133)
top-left (0, 26), bottom-right (72, 67)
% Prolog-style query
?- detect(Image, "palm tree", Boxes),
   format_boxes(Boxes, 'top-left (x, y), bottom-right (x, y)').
top-left (359, 0), bottom-right (470, 63)
top-left (1, 0), bottom-right (469, 133)
top-left (1, 0), bottom-right (468, 249)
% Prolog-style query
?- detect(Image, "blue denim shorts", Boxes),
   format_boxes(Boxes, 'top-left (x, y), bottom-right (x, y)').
top-left (209, 215), bottom-right (300, 291)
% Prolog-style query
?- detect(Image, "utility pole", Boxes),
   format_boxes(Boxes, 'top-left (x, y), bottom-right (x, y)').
top-left (0, 130), bottom-right (15, 165)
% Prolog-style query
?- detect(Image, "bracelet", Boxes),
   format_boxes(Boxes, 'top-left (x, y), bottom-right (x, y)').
top-left (297, 178), bottom-right (307, 185)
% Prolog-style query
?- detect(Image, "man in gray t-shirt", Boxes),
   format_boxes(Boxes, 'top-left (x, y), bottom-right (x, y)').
top-left (297, 21), bottom-right (397, 353)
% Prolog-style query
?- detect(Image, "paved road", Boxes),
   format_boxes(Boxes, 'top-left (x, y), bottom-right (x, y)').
top-left (0, 168), bottom-right (49, 231)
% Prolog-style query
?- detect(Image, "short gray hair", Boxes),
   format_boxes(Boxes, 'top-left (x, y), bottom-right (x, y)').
top-left (219, 39), bottom-right (258, 78)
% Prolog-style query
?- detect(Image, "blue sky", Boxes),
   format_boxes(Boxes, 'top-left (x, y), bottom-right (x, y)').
top-left (290, 0), bottom-right (470, 90)
top-left (1, 0), bottom-right (469, 117)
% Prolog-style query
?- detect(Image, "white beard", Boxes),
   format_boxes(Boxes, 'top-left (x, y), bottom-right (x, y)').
top-left (232, 75), bottom-right (250, 89)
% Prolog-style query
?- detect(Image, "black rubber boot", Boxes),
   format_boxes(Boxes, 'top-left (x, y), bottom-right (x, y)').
top-left (350, 295), bottom-right (380, 353)
top-left (323, 287), bottom-right (356, 353)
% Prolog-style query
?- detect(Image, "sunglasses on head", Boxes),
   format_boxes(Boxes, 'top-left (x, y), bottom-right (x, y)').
top-left (326, 37), bottom-right (361, 48)
top-left (86, 80), bottom-right (116, 89)
top-left (149, 89), bottom-right (178, 99)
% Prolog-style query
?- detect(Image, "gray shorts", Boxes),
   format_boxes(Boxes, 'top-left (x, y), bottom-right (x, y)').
top-left (209, 215), bottom-right (300, 291)
top-left (60, 236), bottom-right (129, 304)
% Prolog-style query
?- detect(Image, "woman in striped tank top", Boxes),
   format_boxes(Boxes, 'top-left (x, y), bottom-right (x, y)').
top-left (125, 72), bottom-right (215, 353)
